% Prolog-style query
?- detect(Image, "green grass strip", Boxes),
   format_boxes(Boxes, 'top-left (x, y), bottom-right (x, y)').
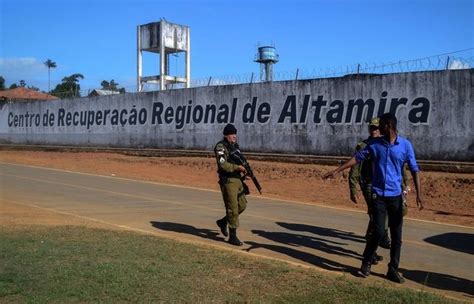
top-left (0, 226), bottom-right (456, 303)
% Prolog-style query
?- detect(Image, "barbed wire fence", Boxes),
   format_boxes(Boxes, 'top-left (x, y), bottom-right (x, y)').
top-left (55, 48), bottom-right (474, 98)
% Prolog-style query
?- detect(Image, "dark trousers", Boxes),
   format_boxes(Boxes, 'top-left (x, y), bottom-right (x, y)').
top-left (361, 184), bottom-right (389, 242)
top-left (362, 194), bottom-right (403, 270)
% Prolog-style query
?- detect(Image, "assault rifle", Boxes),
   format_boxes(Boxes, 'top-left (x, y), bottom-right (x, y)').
top-left (229, 149), bottom-right (262, 195)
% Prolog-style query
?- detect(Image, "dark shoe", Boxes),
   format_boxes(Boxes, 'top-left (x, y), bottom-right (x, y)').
top-left (228, 228), bottom-right (243, 246)
top-left (216, 217), bottom-right (228, 237)
top-left (358, 262), bottom-right (371, 277)
top-left (379, 231), bottom-right (391, 249)
top-left (386, 267), bottom-right (405, 284)
top-left (371, 253), bottom-right (383, 265)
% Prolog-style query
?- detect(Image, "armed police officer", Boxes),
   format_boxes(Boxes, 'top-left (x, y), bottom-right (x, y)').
top-left (214, 123), bottom-right (249, 246)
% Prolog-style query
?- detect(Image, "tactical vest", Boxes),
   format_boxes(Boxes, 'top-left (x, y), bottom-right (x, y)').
top-left (359, 138), bottom-right (373, 185)
top-left (217, 140), bottom-right (242, 179)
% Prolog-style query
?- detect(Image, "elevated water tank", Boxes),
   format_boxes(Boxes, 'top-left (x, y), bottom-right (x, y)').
top-left (255, 46), bottom-right (279, 82)
top-left (137, 20), bottom-right (190, 91)
top-left (256, 46), bottom-right (279, 63)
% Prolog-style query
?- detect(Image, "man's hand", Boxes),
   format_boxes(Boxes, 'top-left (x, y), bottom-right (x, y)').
top-left (322, 170), bottom-right (338, 179)
top-left (350, 193), bottom-right (359, 204)
top-left (322, 157), bottom-right (357, 180)
top-left (416, 195), bottom-right (424, 211)
top-left (238, 165), bottom-right (247, 175)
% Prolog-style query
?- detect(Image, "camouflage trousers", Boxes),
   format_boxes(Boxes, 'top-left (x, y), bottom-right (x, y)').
top-left (220, 178), bottom-right (248, 229)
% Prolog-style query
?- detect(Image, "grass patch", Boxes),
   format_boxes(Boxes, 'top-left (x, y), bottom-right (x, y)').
top-left (0, 225), bottom-right (456, 303)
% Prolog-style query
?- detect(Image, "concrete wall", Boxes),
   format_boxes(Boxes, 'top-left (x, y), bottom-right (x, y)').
top-left (1, 69), bottom-right (472, 161)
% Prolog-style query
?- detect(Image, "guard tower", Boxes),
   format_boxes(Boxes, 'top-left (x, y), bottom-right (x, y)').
top-left (137, 20), bottom-right (190, 91)
top-left (255, 46), bottom-right (279, 82)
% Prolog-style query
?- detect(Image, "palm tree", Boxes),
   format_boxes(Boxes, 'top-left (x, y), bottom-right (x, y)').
top-left (44, 59), bottom-right (57, 92)
top-left (62, 73), bottom-right (84, 84)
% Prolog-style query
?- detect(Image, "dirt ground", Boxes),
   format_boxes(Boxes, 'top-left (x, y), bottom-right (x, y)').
top-left (0, 200), bottom-right (121, 231)
top-left (1, 150), bottom-right (473, 227)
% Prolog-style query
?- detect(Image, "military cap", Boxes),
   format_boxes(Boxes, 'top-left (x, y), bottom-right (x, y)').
top-left (369, 117), bottom-right (380, 127)
top-left (223, 123), bottom-right (237, 135)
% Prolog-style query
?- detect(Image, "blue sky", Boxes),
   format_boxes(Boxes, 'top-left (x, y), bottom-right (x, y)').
top-left (1, 0), bottom-right (473, 92)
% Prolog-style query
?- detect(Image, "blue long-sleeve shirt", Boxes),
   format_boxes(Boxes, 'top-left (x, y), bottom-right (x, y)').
top-left (355, 135), bottom-right (419, 197)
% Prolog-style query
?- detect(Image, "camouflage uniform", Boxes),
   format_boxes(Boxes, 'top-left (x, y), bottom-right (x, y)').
top-left (215, 139), bottom-right (248, 229)
top-left (214, 124), bottom-right (248, 246)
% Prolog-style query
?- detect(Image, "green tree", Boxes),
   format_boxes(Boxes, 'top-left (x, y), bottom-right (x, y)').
top-left (19, 80), bottom-right (26, 87)
top-left (0, 76), bottom-right (5, 90)
top-left (9, 83), bottom-right (18, 89)
top-left (100, 79), bottom-right (125, 93)
top-left (51, 73), bottom-right (84, 99)
top-left (44, 59), bottom-right (57, 93)
top-left (100, 80), bottom-right (111, 90)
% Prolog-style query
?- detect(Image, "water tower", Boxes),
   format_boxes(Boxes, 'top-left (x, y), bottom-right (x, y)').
top-left (255, 46), bottom-right (279, 82)
top-left (137, 20), bottom-right (190, 91)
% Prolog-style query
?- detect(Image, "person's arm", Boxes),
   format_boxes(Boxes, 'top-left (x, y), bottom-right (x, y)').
top-left (411, 171), bottom-right (423, 210)
top-left (215, 144), bottom-right (245, 174)
top-left (323, 144), bottom-right (369, 180)
top-left (402, 163), bottom-right (410, 192)
top-left (348, 164), bottom-right (361, 204)
top-left (348, 142), bottom-right (364, 204)
top-left (323, 157), bottom-right (358, 179)
top-left (406, 141), bottom-right (423, 210)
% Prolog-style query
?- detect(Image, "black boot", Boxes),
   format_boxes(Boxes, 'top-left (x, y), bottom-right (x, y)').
top-left (386, 267), bottom-right (405, 284)
top-left (371, 252), bottom-right (383, 265)
top-left (370, 252), bottom-right (383, 265)
top-left (228, 228), bottom-right (243, 246)
top-left (216, 217), bottom-right (228, 237)
top-left (359, 261), bottom-right (371, 277)
top-left (379, 230), bottom-right (391, 249)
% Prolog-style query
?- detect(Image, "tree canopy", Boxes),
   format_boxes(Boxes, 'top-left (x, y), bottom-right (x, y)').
top-left (100, 79), bottom-right (126, 93)
top-left (44, 59), bottom-right (57, 69)
top-left (51, 73), bottom-right (84, 98)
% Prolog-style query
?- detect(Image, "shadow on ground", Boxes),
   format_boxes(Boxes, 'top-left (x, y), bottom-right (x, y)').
top-left (277, 222), bottom-right (366, 244)
top-left (400, 269), bottom-right (474, 296)
top-left (244, 240), bottom-right (367, 277)
top-left (149, 220), bottom-right (473, 296)
top-left (246, 221), bottom-right (372, 278)
top-left (424, 232), bottom-right (474, 255)
top-left (250, 229), bottom-right (361, 259)
top-left (150, 221), bottom-right (225, 242)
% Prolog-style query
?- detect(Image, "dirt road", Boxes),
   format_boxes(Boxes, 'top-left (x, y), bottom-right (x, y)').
top-left (1, 161), bottom-right (473, 301)
top-left (1, 150), bottom-right (473, 226)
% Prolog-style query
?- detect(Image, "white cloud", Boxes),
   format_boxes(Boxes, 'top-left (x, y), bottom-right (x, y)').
top-left (448, 59), bottom-right (471, 70)
top-left (0, 57), bottom-right (52, 90)
top-left (0, 57), bottom-right (47, 77)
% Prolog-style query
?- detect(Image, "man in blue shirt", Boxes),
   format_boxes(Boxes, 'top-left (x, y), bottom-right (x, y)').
top-left (323, 113), bottom-right (424, 284)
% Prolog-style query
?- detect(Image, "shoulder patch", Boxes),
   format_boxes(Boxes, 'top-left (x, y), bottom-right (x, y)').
top-left (215, 142), bottom-right (226, 150)
top-left (356, 142), bottom-right (366, 151)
